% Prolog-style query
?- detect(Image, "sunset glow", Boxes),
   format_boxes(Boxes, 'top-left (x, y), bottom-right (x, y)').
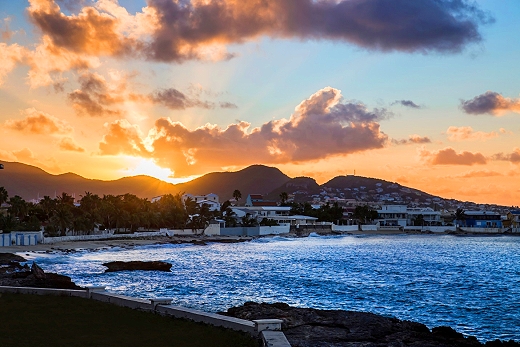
top-left (1, 0), bottom-right (519, 205)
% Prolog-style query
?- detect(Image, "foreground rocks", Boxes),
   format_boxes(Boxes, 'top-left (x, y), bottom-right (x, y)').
top-left (0, 253), bottom-right (81, 289)
top-left (102, 261), bottom-right (172, 272)
top-left (226, 302), bottom-right (519, 347)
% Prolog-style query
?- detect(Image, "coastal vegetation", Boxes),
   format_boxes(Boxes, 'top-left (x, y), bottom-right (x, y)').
top-left (0, 186), bottom-right (349, 236)
top-left (0, 293), bottom-right (257, 347)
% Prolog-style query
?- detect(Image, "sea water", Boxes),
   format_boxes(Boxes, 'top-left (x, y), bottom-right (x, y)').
top-left (25, 234), bottom-right (520, 342)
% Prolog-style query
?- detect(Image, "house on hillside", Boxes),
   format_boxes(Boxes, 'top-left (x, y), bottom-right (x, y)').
top-left (505, 210), bottom-right (520, 228)
top-left (464, 211), bottom-right (503, 228)
top-left (183, 193), bottom-right (221, 211)
top-left (244, 194), bottom-right (278, 207)
top-left (245, 194), bottom-right (264, 206)
top-left (375, 205), bottom-right (408, 227)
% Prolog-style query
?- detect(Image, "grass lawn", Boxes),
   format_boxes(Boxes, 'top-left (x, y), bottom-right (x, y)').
top-left (0, 293), bottom-right (259, 347)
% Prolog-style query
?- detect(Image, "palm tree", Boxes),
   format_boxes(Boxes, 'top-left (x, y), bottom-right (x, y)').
top-left (455, 208), bottom-right (466, 227)
top-left (0, 187), bottom-right (8, 206)
top-left (279, 192), bottom-right (288, 206)
top-left (232, 189), bottom-right (242, 204)
top-left (413, 214), bottom-right (425, 227)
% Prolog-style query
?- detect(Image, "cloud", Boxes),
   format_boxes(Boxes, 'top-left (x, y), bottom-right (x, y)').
top-left (99, 87), bottom-right (389, 176)
top-left (26, 36), bottom-right (100, 88)
top-left (446, 126), bottom-right (499, 141)
top-left (454, 170), bottom-right (502, 178)
top-left (460, 91), bottom-right (520, 115)
top-left (419, 147), bottom-right (487, 165)
top-left (68, 72), bottom-right (123, 117)
top-left (148, 88), bottom-right (214, 110)
top-left (392, 100), bottom-right (422, 109)
top-left (26, 0), bottom-right (491, 66)
top-left (0, 43), bottom-right (26, 85)
top-left (58, 137), bottom-right (84, 152)
top-left (99, 119), bottom-right (149, 156)
top-left (4, 108), bottom-right (73, 134)
top-left (67, 71), bottom-right (232, 115)
top-left (492, 148), bottom-right (520, 164)
top-left (219, 102), bottom-right (238, 109)
top-left (392, 134), bottom-right (431, 145)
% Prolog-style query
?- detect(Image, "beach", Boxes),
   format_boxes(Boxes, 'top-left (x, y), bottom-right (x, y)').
top-left (0, 235), bottom-right (254, 254)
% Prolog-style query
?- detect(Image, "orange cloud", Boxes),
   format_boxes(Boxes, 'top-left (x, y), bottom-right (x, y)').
top-left (99, 119), bottom-right (148, 156)
top-left (446, 126), bottom-right (499, 141)
top-left (58, 137), bottom-right (84, 152)
top-left (0, 43), bottom-right (26, 85)
top-left (461, 91), bottom-right (520, 115)
top-left (28, 0), bottom-right (140, 57)
top-left (4, 108), bottom-right (73, 134)
top-left (99, 87), bottom-right (389, 176)
top-left (419, 147), bottom-right (487, 165)
top-left (455, 170), bottom-right (502, 178)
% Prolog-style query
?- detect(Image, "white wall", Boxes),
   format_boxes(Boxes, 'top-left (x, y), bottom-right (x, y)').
top-left (258, 226), bottom-right (290, 236)
top-left (332, 225), bottom-right (359, 232)
top-left (0, 231), bottom-right (41, 247)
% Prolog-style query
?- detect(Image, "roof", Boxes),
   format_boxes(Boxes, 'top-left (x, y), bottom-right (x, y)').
top-left (252, 201), bottom-right (278, 207)
top-left (249, 194), bottom-right (263, 199)
top-left (269, 215), bottom-right (318, 221)
top-left (464, 211), bottom-right (501, 216)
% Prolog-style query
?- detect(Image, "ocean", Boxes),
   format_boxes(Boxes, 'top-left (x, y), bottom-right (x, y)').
top-left (25, 234), bottom-right (520, 342)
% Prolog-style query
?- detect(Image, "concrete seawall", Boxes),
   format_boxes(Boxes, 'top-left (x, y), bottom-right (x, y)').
top-left (0, 285), bottom-right (291, 347)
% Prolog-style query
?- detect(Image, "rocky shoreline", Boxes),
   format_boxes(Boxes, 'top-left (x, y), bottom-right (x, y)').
top-left (225, 302), bottom-right (519, 347)
top-left (0, 253), bottom-right (80, 289)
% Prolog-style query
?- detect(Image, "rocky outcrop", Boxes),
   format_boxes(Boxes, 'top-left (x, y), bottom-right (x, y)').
top-left (102, 261), bottom-right (172, 272)
top-left (0, 258), bottom-right (81, 289)
top-left (226, 302), bottom-right (519, 347)
top-left (0, 253), bottom-right (27, 265)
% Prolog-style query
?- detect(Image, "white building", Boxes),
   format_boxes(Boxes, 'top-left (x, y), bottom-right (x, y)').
top-left (375, 205), bottom-right (442, 227)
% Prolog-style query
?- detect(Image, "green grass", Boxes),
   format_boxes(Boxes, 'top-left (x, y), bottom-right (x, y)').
top-left (0, 293), bottom-right (259, 347)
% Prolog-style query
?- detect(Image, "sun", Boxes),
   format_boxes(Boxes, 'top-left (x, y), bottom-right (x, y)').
top-left (122, 158), bottom-right (196, 184)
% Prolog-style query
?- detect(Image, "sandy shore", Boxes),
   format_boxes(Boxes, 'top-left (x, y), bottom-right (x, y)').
top-left (2, 229), bottom-right (494, 254)
top-left (0, 235), bottom-right (253, 254)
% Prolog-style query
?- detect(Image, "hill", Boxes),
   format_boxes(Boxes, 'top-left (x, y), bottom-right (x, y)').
top-left (323, 175), bottom-right (437, 202)
top-left (0, 162), bottom-right (291, 203)
top-left (175, 165), bottom-right (291, 201)
top-left (0, 161), bottom-right (179, 200)
top-left (265, 176), bottom-right (321, 202)
top-left (0, 161), bottom-right (505, 211)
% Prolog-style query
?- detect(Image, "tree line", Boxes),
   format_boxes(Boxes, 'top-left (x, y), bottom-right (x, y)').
top-left (0, 187), bottom-right (241, 236)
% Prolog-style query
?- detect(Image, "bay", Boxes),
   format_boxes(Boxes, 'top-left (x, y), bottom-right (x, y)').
top-left (27, 234), bottom-right (520, 342)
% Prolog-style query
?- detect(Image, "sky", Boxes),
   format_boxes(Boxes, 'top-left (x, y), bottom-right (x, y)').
top-left (0, 0), bottom-right (519, 206)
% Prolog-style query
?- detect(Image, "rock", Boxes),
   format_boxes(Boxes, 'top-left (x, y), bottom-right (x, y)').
top-left (225, 302), bottom-right (519, 347)
top-left (0, 261), bottom-right (81, 289)
top-left (0, 253), bottom-right (27, 265)
top-left (31, 262), bottom-right (46, 279)
top-left (102, 261), bottom-right (172, 272)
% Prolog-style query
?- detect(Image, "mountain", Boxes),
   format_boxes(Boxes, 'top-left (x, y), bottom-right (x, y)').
top-left (322, 175), bottom-right (437, 204)
top-left (265, 176), bottom-right (321, 202)
top-left (0, 161), bottom-right (505, 211)
top-left (175, 165), bottom-right (291, 201)
top-left (0, 161), bottom-right (179, 200)
top-left (0, 162), bottom-right (290, 203)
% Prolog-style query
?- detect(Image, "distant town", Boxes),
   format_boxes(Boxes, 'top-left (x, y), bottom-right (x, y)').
top-left (2, 179), bottom-right (520, 248)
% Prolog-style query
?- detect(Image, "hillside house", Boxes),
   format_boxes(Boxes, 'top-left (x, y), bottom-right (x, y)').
top-left (464, 211), bottom-right (503, 228)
